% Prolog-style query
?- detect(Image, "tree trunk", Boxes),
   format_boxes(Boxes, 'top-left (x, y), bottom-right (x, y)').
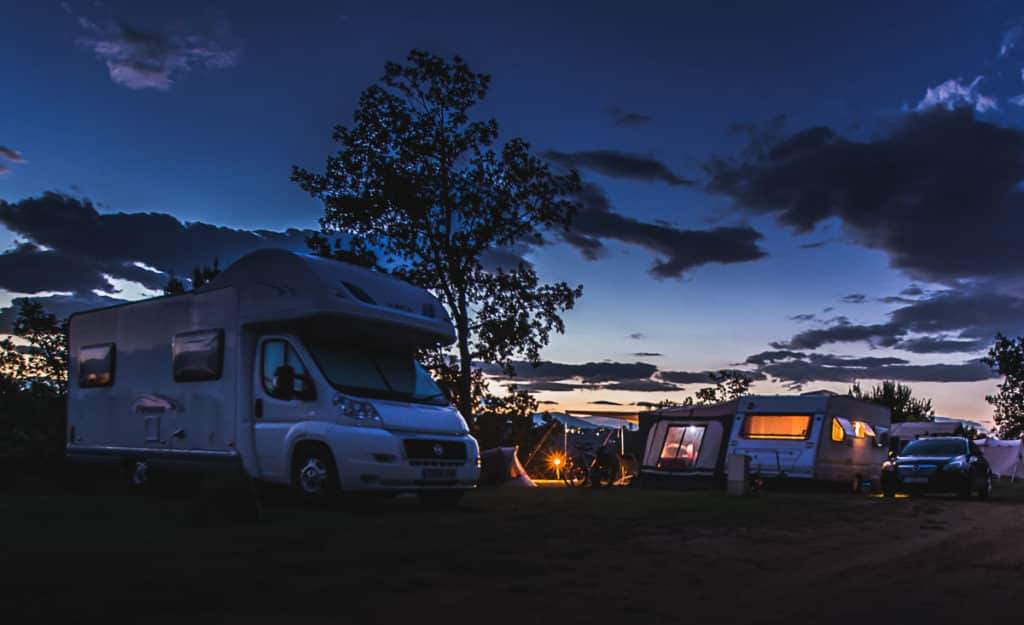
top-left (455, 290), bottom-right (473, 427)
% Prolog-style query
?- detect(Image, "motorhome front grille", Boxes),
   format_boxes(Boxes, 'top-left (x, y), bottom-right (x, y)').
top-left (409, 460), bottom-right (464, 467)
top-left (403, 440), bottom-right (467, 461)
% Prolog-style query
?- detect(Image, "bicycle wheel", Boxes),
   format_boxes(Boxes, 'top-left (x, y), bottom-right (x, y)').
top-left (562, 459), bottom-right (588, 487)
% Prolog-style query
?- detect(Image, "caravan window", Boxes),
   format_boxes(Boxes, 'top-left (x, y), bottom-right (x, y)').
top-left (741, 415), bottom-right (811, 440)
top-left (79, 343), bottom-right (115, 388)
top-left (658, 425), bottom-right (706, 470)
top-left (172, 329), bottom-right (224, 382)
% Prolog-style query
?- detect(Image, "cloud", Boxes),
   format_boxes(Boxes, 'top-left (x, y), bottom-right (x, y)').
top-left (544, 150), bottom-right (695, 186)
top-left (0, 293), bottom-right (121, 331)
top-left (68, 4), bottom-right (241, 90)
top-left (916, 76), bottom-right (997, 113)
top-left (748, 350), bottom-right (996, 388)
top-left (0, 145), bottom-right (24, 175)
top-left (590, 400), bottom-right (623, 405)
top-left (706, 108), bottom-right (1024, 283)
top-left (901, 285), bottom-right (924, 296)
top-left (605, 107), bottom-right (654, 127)
top-left (789, 313), bottom-right (815, 322)
top-left (842, 294), bottom-right (867, 304)
top-left (1001, 22), bottom-right (1023, 57)
top-left (799, 241), bottom-right (827, 249)
top-left (0, 192), bottom-right (315, 298)
top-left (632, 352), bottom-right (663, 357)
top-left (1011, 94), bottom-right (1024, 107)
top-left (771, 285), bottom-right (1024, 355)
top-left (628, 332), bottom-right (645, 340)
top-left (564, 184), bottom-right (767, 278)
top-left (602, 379), bottom-right (683, 392)
top-left (658, 368), bottom-right (766, 384)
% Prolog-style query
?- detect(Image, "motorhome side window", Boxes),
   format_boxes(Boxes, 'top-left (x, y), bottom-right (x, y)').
top-left (79, 343), bottom-right (115, 387)
top-left (262, 340), bottom-right (316, 401)
top-left (741, 415), bottom-right (811, 440)
top-left (172, 329), bottom-right (224, 382)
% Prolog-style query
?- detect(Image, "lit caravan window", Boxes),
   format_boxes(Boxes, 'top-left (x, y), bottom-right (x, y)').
top-left (854, 420), bottom-right (876, 438)
top-left (172, 329), bottom-right (224, 382)
top-left (658, 425), bottom-right (706, 469)
top-left (741, 415), bottom-right (811, 440)
top-left (832, 418), bottom-right (845, 442)
top-left (79, 343), bottom-right (115, 388)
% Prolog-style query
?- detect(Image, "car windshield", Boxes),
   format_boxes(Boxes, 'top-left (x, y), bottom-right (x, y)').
top-left (304, 340), bottom-right (447, 405)
top-left (901, 439), bottom-right (966, 457)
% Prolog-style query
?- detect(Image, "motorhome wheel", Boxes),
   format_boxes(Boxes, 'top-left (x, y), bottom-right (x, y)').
top-left (292, 447), bottom-right (338, 498)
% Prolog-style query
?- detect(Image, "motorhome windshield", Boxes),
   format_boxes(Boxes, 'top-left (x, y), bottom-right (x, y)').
top-left (305, 340), bottom-right (447, 405)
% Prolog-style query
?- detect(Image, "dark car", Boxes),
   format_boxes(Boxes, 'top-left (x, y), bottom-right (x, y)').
top-left (881, 436), bottom-right (992, 499)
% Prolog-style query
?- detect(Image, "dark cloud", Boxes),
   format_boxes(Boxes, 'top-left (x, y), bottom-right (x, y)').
top-left (0, 145), bottom-right (24, 175)
top-left (751, 350), bottom-right (996, 388)
top-left (878, 296), bottom-right (916, 304)
top-left (632, 352), bottom-right (663, 357)
top-left (67, 4), bottom-right (241, 91)
top-left (799, 241), bottom-right (827, 249)
top-left (590, 400), bottom-right (624, 406)
top-left (544, 150), bottom-right (695, 186)
top-left (706, 109), bottom-right (1024, 283)
top-left (564, 184), bottom-right (767, 278)
top-left (658, 369), bottom-right (766, 384)
top-left (789, 313), bottom-right (816, 322)
top-left (628, 332), bottom-right (645, 340)
top-left (771, 285), bottom-right (1024, 355)
top-left (901, 285), bottom-right (924, 297)
top-left (497, 360), bottom-right (658, 383)
top-left (604, 107), bottom-right (654, 127)
top-left (0, 193), bottom-right (315, 296)
top-left (0, 293), bottom-right (121, 331)
top-left (744, 350), bottom-right (808, 365)
top-left (842, 294), bottom-right (867, 304)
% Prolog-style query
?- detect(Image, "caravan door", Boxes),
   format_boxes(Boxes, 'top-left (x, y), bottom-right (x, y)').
top-left (252, 336), bottom-right (321, 482)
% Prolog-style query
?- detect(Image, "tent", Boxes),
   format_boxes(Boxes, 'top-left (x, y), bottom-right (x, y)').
top-left (975, 438), bottom-right (1024, 480)
top-left (478, 447), bottom-right (536, 487)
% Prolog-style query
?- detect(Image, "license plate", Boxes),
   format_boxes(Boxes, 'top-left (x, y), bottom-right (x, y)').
top-left (421, 468), bottom-right (456, 480)
top-left (904, 476), bottom-right (928, 484)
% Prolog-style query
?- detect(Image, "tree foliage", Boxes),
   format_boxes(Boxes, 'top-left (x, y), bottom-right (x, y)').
top-left (293, 50), bottom-right (583, 421)
top-left (848, 380), bottom-right (934, 423)
top-left (982, 333), bottom-right (1024, 439)
top-left (163, 258), bottom-right (222, 295)
top-left (694, 370), bottom-right (754, 405)
top-left (0, 300), bottom-right (69, 396)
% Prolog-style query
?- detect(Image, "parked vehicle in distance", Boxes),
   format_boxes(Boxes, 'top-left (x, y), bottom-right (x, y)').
top-left (880, 436), bottom-right (992, 499)
top-left (67, 249), bottom-right (480, 506)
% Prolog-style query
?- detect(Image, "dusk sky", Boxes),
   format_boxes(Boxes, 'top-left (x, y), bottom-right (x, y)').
top-left (5, 1), bottom-right (1024, 424)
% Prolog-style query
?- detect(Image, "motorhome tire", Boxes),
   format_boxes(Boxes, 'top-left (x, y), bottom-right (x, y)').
top-left (419, 490), bottom-right (463, 508)
top-left (292, 444), bottom-right (339, 500)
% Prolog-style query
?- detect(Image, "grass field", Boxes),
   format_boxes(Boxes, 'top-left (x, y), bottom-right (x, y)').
top-left (3, 477), bottom-right (1024, 624)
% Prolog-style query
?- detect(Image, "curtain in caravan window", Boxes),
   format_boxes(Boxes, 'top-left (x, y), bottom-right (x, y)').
top-left (658, 425), bottom-right (706, 469)
top-left (741, 415), bottom-right (811, 440)
top-left (172, 329), bottom-right (224, 382)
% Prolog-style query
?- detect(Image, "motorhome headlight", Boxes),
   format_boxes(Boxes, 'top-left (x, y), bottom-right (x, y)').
top-left (944, 455), bottom-right (968, 471)
top-left (332, 393), bottom-right (383, 425)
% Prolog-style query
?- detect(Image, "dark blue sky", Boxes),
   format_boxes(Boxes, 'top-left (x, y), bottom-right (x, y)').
top-left (4, 0), bottom-right (1024, 420)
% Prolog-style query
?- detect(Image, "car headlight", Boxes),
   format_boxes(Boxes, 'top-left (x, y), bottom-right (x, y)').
top-left (332, 393), bottom-right (383, 426)
top-left (944, 455), bottom-right (968, 471)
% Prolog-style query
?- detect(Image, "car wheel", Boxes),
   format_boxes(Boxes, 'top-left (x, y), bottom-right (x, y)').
top-left (292, 445), bottom-right (339, 501)
top-left (978, 473), bottom-right (992, 500)
top-left (419, 490), bottom-right (464, 508)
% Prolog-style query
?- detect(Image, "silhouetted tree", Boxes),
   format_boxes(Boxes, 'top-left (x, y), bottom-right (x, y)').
top-left (694, 370), bottom-right (754, 405)
top-left (293, 50), bottom-right (583, 421)
top-left (306, 232), bottom-right (380, 269)
top-left (0, 301), bottom-right (68, 396)
top-left (983, 334), bottom-right (1024, 438)
top-left (848, 380), bottom-right (934, 423)
top-left (162, 258), bottom-right (221, 295)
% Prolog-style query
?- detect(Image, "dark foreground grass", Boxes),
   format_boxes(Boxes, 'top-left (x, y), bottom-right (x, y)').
top-left (2, 478), bottom-right (1023, 624)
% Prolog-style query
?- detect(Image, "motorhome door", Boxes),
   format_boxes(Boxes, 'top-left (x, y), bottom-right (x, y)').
top-left (252, 337), bottom-right (320, 481)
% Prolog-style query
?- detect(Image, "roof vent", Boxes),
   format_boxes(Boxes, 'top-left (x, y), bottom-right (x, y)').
top-left (342, 281), bottom-right (376, 305)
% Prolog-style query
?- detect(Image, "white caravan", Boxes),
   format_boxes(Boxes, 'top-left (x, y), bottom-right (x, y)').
top-left (724, 393), bottom-right (891, 490)
top-left (67, 249), bottom-right (480, 503)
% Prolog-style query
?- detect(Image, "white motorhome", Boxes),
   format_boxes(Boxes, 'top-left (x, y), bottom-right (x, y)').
top-left (725, 394), bottom-right (891, 490)
top-left (67, 249), bottom-right (480, 504)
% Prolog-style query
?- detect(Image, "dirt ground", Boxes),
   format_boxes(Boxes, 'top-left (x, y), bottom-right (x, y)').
top-left (2, 478), bottom-right (1023, 624)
